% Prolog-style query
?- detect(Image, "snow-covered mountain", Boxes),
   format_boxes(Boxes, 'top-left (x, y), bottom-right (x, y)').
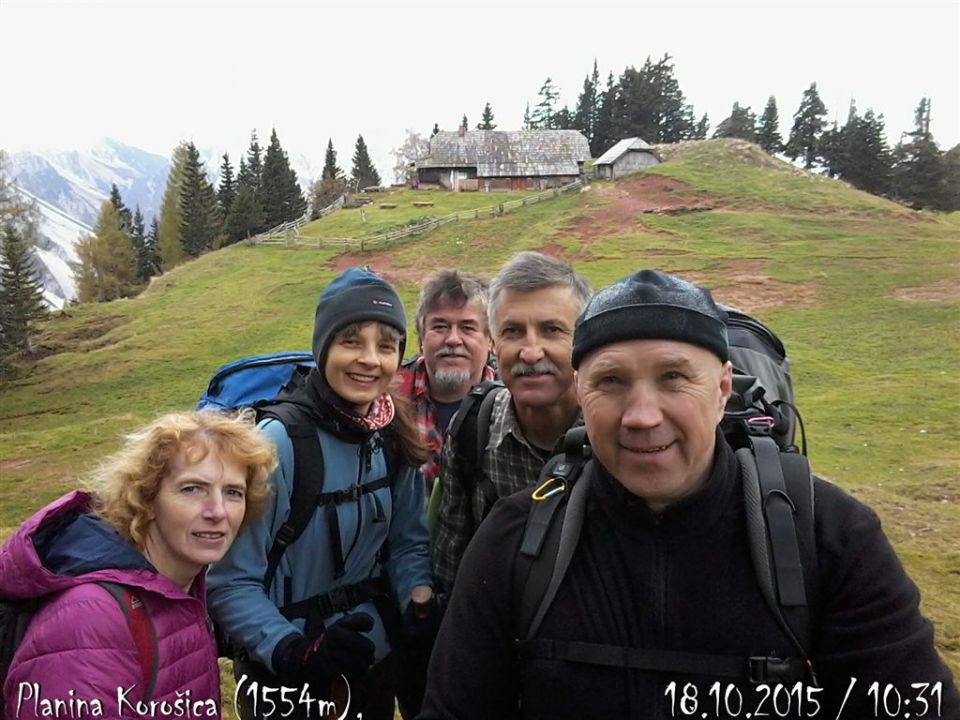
top-left (12, 188), bottom-right (90, 309)
top-left (7, 137), bottom-right (320, 308)
top-left (9, 139), bottom-right (170, 227)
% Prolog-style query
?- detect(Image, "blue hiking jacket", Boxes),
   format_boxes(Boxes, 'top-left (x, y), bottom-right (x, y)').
top-left (206, 417), bottom-right (431, 671)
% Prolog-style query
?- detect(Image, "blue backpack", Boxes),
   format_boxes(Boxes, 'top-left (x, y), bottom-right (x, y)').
top-left (197, 351), bottom-right (400, 654)
top-left (197, 351), bottom-right (316, 412)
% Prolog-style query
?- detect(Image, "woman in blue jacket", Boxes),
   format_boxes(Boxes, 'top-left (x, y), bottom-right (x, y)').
top-left (208, 267), bottom-right (436, 720)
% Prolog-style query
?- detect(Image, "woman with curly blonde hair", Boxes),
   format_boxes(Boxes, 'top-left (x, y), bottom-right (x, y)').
top-left (1, 410), bottom-right (275, 717)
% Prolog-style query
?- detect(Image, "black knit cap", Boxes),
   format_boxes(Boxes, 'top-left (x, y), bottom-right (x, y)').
top-left (572, 269), bottom-right (728, 368)
top-left (312, 267), bottom-right (407, 365)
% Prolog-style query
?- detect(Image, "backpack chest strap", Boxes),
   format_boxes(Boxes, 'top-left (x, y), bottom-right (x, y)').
top-left (519, 638), bottom-right (811, 684)
top-left (279, 577), bottom-right (391, 636)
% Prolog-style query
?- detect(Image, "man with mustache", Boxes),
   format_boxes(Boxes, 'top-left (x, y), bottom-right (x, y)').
top-left (432, 251), bottom-right (590, 595)
top-left (418, 270), bottom-right (959, 720)
top-left (396, 270), bottom-right (495, 498)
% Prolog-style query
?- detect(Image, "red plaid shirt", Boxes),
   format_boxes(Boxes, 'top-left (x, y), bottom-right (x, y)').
top-left (395, 356), bottom-right (496, 491)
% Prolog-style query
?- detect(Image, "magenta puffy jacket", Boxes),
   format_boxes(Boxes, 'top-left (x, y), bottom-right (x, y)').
top-left (1, 492), bottom-right (222, 719)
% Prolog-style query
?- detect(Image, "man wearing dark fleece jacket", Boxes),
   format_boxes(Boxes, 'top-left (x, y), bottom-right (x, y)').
top-left (418, 270), bottom-right (958, 720)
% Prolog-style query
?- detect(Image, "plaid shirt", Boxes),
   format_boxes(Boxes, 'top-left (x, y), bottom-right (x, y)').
top-left (395, 356), bottom-right (496, 492)
top-left (432, 387), bottom-right (581, 594)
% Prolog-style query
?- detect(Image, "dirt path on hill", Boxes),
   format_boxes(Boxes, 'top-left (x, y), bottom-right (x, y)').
top-left (558, 174), bottom-right (715, 245)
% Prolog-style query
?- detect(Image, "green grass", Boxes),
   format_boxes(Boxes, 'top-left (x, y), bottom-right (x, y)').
top-left (300, 187), bottom-right (530, 239)
top-left (3, 140), bottom-right (958, 686)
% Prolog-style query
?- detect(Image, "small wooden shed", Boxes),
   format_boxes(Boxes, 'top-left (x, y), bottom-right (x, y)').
top-left (593, 138), bottom-right (661, 179)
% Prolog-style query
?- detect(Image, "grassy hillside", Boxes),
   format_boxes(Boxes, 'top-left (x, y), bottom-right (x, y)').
top-left (2, 140), bottom-right (957, 694)
top-left (299, 187), bottom-right (531, 239)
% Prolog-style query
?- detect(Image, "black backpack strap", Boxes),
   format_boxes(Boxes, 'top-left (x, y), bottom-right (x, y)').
top-left (473, 384), bottom-right (504, 515)
top-left (446, 380), bottom-right (504, 528)
top-left (514, 428), bottom-right (593, 641)
top-left (258, 402), bottom-right (325, 592)
top-left (521, 461), bottom-right (592, 641)
top-left (279, 577), bottom-right (391, 635)
top-left (739, 433), bottom-right (816, 677)
top-left (520, 640), bottom-right (810, 683)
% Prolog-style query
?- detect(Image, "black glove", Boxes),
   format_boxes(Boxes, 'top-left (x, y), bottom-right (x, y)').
top-left (399, 595), bottom-right (443, 652)
top-left (395, 596), bottom-right (443, 718)
top-left (273, 612), bottom-right (376, 685)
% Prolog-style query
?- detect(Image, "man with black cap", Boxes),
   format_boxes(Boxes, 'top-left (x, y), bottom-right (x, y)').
top-left (418, 270), bottom-right (958, 719)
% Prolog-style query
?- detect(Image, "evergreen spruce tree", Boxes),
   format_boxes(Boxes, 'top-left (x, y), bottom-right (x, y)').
top-left (218, 153), bottom-right (237, 221)
top-left (573, 61), bottom-right (599, 148)
top-left (312, 139), bottom-right (347, 219)
top-left (785, 82), bottom-right (828, 169)
top-left (261, 128), bottom-right (307, 228)
top-left (592, 73), bottom-right (617, 156)
top-left (461, 114), bottom-right (468, 131)
top-left (226, 157), bottom-right (262, 242)
top-left (431, 123), bottom-right (440, 137)
top-left (157, 142), bottom-right (190, 270)
top-left (522, 103), bottom-right (533, 130)
top-left (942, 144), bottom-right (960, 212)
top-left (179, 142), bottom-right (220, 256)
top-left (0, 222), bottom-right (47, 355)
top-left (756, 96), bottom-right (783, 154)
top-left (76, 201), bottom-right (137, 303)
top-left (351, 135), bottom-right (381, 190)
top-left (612, 55), bottom-right (695, 144)
top-left (108, 184), bottom-right (132, 230)
top-left (854, 110), bottom-right (893, 196)
top-left (530, 77), bottom-right (560, 129)
top-left (650, 55), bottom-right (696, 143)
top-left (322, 139), bottom-right (343, 180)
top-left (551, 107), bottom-right (572, 129)
top-left (246, 130), bottom-right (263, 191)
top-left (227, 184), bottom-right (264, 240)
top-left (818, 121), bottom-right (845, 178)
top-left (130, 205), bottom-right (154, 282)
top-left (146, 216), bottom-right (161, 274)
top-left (693, 114), bottom-right (710, 140)
top-left (0, 149), bottom-right (46, 356)
top-left (713, 102), bottom-right (757, 142)
top-left (240, 131), bottom-right (266, 235)
top-left (891, 98), bottom-right (946, 209)
top-left (477, 102), bottom-right (496, 130)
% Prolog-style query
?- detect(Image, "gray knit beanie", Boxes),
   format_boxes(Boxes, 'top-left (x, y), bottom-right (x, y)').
top-left (572, 270), bottom-right (728, 368)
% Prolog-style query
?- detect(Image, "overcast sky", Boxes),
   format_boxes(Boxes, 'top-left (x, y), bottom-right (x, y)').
top-left (2, 1), bottom-right (957, 182)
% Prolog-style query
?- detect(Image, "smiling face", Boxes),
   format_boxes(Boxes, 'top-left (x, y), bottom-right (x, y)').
top-left (324, 321), bottom-right (401, 415)
top-left (142, 448), bottom-right (247, 590)
top-left (492, 285), bottom-right (581, 411)
top-left (420, 298), bottom-right (491, 402)
top-left (576, 338), bottom-right (733, 511)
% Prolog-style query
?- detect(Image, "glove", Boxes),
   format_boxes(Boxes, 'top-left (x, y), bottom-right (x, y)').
top-left (395, 596), bottom-right (444, 717)
top-left (399, 595), bottom-right (443, 653)
top-left (273, 612), bottom-right (376, 685)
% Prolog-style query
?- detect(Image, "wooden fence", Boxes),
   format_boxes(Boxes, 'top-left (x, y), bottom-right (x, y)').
top-left (251, 180), bottom-right (584, 251)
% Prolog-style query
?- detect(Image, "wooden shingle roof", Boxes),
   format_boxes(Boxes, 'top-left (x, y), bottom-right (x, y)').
top-left (419, 130), bottom-right (590, 177)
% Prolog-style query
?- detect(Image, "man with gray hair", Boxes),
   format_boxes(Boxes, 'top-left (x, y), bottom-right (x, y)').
top-left (396, 269), bottom-right (495, 496)
top-left (432, 251), bottom-right (591, 595)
